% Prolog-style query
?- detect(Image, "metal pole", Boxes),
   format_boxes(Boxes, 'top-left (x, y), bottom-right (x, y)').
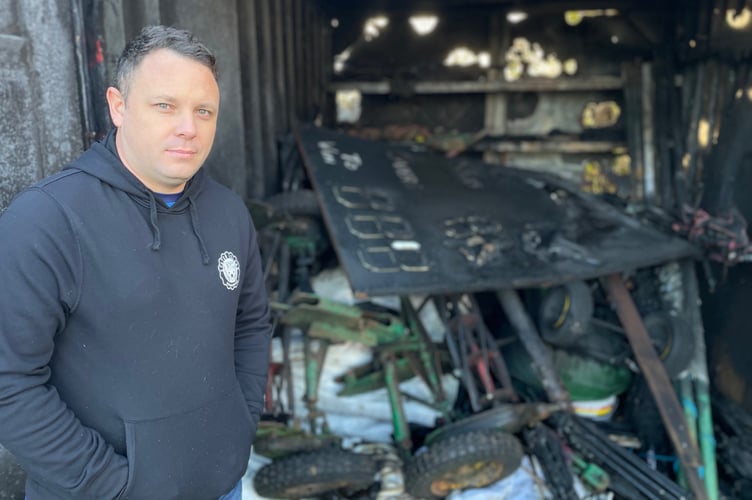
top-left (496, 289), bottom-right (569, 404)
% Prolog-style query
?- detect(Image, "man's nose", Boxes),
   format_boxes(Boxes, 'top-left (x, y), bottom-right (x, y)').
top-left (175, 111), bottom-right (198, 138)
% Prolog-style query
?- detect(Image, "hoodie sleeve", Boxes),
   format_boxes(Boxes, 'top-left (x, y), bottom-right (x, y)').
top-left (234, 213), bottom-right (273, 426)
top-left (0, 188), bottom-right (128, 498)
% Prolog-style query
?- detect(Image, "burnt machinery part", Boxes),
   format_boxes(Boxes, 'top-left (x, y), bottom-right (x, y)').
top-left (265, 189), bottom-right (322, 217)
top-left (261, 189), bottom-right (330, 267)
top-left (498, 289), bottom-right (569, 404)
top-left (248, 190), bottom-right (322, 232)
top-left (712, 390), bottom-right (752, 496)
top-left (522, 424), bottom-right (578, 500)
top-left (568, 327), bottom-right (631, 366)
top-left (539, 280), bottom-right (594, 347)
top-left (555, 413), bottom-right (691, 500)
top-left (404, 429), bottom-right (524, 499)
top-left (624, 376), bottom-right (671, 455)
top-left (253, 448), bottom-right (378, 499)
top-left (424, 403), bottom-right (565, 447)
top-left (642, 311), bottom-right (695, 378)
top-left (253, 421), bottom-right (341, 459)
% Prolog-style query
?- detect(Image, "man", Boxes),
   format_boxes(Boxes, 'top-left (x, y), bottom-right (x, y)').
top-left (0, 25), bottom-right (272, 499)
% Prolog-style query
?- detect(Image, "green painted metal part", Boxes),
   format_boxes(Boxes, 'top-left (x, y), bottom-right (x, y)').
top-left (305, 349), bottom-right (321, 405)
top-left (285, 235), bottom-right (318, 254)
top-left (677, 377), bottom-right (719, 500)
top-left (277, 291), bottom-right (447, 455)
top-left (679, 377), bottom-right (699, 451)
top-left (504, 342), bottom-right (633, 401)
top-left (401, 297), bottom-right (445, 402)
top-left (335, 350), bottom-right (453, 399)
top-left (277, 292), bottom-right (407, 346)
top-left (303, 337), bottom-right (330, 434)
top-left (680, 260), bottom-right (719, 500)
top-left (676, 378), bottom-right (693, 490)
top-left (383, 355), bottom-right (412, 452)
top-left (571, 453), bottom-right (610, 492)
top-left (336, 356), bottom-right (416, 396)
top-left (696, 380), bottom-right (719, 500)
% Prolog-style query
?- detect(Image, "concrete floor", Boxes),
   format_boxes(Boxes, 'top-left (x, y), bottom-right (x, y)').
top-left (0, 447), bottom-right (24, 500)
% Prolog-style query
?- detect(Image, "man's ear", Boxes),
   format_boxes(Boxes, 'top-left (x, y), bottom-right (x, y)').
top-left (106, 87), bottom-right (125, 127)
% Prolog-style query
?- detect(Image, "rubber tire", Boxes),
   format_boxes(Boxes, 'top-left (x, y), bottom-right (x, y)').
top-left (539, 280), bottom-right (594, 347)
top-left (404, 429), bottom-right (524, 499)
top-left (643, 311), bottom-right (695, 378)
top-left (253, 448), bottom-right (378, 499)
top-left (265, 189), bottom-right (321, 217)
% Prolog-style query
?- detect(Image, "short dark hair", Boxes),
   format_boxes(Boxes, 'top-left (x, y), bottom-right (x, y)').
top-left (115, 25), bottom-right (218, 98)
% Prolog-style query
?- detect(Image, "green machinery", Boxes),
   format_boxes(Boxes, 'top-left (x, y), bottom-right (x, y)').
top-left (272, 292), bottom-right (450, 453)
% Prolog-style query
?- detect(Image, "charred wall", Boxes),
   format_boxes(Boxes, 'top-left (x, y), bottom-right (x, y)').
top-left (0, 0), bottom-right (83, 213)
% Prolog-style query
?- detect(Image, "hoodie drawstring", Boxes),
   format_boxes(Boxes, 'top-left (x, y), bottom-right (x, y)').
top-left (188, 197), bottom-right (211, 265)
top-left (145, 192), bottom-right (210, 266)
top-left (147, 191), bottom-right (162, 251)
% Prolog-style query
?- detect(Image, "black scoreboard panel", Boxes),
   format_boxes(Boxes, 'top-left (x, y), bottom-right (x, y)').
top-left (295, 125), bottom-right (697, 298)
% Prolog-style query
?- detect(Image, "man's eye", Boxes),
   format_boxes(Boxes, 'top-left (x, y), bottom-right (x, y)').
top-left (156, 103), bottom-right (170, 110)
top-left (197, 109), bottom-right (212, 116)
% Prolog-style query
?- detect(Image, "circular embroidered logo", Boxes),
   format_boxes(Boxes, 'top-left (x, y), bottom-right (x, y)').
top-left (217, 251), bottom-right (240, 290)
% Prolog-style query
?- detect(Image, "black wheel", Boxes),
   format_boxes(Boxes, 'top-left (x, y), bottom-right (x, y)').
top-left (253, 448), bottom-right (378, 499)
top-left (539, 280), bottom-right (594, 347)
top-left (404, 429), bottom-right (524, 499)
top-left (643, 311), bottom-right (695, 378)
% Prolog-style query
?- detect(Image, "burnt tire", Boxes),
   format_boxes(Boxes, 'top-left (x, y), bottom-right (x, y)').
top-left (404, 429), bottom-right (524, 499)
top-left (253, 448), bottom-right (378, 499)
top-left (643, 311), bottom-right (695, 378)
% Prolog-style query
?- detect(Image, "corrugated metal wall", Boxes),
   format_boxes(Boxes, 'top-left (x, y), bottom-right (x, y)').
top-left (239, 0), bottom-right (330, 199)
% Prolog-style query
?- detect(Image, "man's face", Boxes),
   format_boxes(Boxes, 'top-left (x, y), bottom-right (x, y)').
top-left (106, 48), bottom-right (220, 194)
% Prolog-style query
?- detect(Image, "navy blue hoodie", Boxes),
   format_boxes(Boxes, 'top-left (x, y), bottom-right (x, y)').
top-left (0, 132), bottom-right (272, 499)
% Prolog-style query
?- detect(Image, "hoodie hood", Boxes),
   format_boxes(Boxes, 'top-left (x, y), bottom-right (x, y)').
top-left (64, 129), bottom-right (211, 264)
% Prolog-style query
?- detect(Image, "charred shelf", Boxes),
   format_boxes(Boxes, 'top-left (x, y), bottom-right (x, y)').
top-left (474, 139), bottom-right (627, 154)
top-left (328, 76), bottom-right (624, 95)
